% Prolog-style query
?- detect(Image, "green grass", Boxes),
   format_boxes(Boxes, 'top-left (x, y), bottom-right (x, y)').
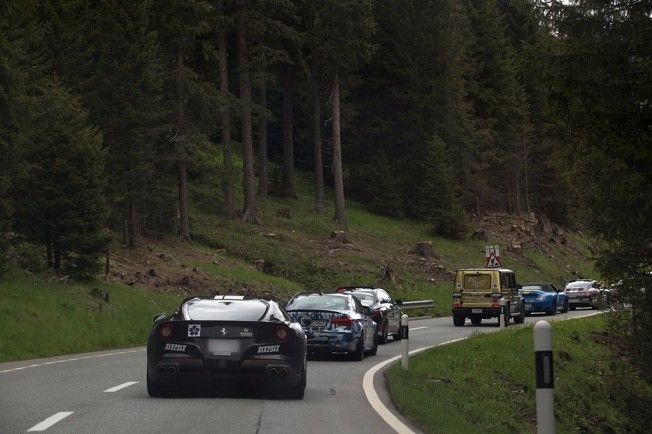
top-left (0, 270), bottom-right (181, 362)
top-left (386, 315), bottom-right (651, 433)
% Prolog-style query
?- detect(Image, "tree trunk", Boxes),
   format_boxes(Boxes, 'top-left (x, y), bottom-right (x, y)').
top-left (311, 64), bottom-right (325, 213)
top-left (237, 5), bottom-right (260, 224)
top-left (175, 40), bottom-right (190, 240)
top-left (217, 15), bottom-right (235, 218)
top-left (282, 67), bottom-right (297, 199)
top-left (331, 67), bottom-right (346, 228)
top-left (258, 82), bottom-right (268, 198)
top-left (46, 241), bottom-right (53, 268)
top-left (127, 199), bottom-right (136, 249)
top-left (523, 139), bottom-right (530, 213)
top-left (53, 243), bottom-right (61, 271)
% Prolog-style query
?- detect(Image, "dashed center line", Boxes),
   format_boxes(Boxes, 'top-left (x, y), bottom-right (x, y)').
top-left (0, 349), bottom-right (144, 374)
top-left (27, 412), bottom-right (73, 432)
top-left (409, 326), bottom-right (427, 331)
top-left (104, 381), bottom-right (139, 392)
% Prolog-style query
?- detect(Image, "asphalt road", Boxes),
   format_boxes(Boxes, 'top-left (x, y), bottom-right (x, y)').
top-left (0, 309), bottom-right (599, 433)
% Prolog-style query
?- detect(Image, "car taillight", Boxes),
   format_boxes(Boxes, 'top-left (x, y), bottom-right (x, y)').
top-left (275, 326), bottom-right (289, 342)
top-left (158, 323), bottom-right (174, 341)
top-left (331, 315), bottom-right (353, 327)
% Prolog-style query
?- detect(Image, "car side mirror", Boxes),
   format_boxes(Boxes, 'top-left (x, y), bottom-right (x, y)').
top-left (152, 313), bottom-right (166, 323)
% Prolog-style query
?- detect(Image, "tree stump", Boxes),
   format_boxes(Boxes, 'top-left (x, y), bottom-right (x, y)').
top-left (330, 230), bottom-right (350, 244)
top-left (253, 259), bottom-right (265, 272)
top-left (472, 229), bottom-right (488, 241)
top-left (378, 263), bottom-right (396, 282)
top-left (413, 241), bottom-right (436, 258)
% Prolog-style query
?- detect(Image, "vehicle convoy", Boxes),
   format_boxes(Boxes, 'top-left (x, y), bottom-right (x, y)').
top-left (520, 282), bottom-right (569, 315)
top-left (146, 296), bottom-right (307, 399)
top-left (285, 292), bottom-right (377, 360)
top-left (336, 287), bottom-right (403, 344)
top-left (452, 268), bottom-right (526, 326)
top-left (564, 279), bottom-right (609, 310)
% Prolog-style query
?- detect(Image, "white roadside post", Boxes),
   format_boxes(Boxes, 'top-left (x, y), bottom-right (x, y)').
top-left (499, 298), bottom-right (507, 329)
top-left (534, 320), bottom-right (555, 434)
top-left (400, 314), bottom-right (409, 370)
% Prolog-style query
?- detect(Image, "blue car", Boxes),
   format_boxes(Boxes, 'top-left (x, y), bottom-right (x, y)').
top-left (285, 293), bottom-right (377, 360)
top-left (520, 282), bottom-right (569, 315)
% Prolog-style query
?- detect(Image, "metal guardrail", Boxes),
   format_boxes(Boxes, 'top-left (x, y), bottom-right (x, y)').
top-left (400, 300), bottom-right (435, 309)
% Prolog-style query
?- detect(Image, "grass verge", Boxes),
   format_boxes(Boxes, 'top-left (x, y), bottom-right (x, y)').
top-left (387, 315), bottom-right (651, 433)
top-left (0, 269), bottom-right (181, 362)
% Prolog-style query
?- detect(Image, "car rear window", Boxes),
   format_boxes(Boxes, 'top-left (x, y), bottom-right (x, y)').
top-left (352, 292), bottom-right (375, 303)
top-left (183, 299), bottom-right (268, 321)
top-left (566, 282), bottom-right (591, 289)
top-left (523, 285), bottom-right (543, 291)
top-left (463, 274), bottom-right (492, 290)
top-left (286, 294), bottom-right (349, 311)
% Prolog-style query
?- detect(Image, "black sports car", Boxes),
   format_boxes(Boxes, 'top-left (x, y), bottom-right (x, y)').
top-left (285, 292), bottom-right (377, 360)
top-left (146, 295), bottom-right (307, 399)
top-left (337, 287), bottom-right (403, 344)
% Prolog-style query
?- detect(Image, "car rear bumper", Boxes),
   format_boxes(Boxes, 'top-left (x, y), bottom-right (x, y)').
top-left (451, 307), bottom-right (501, 318)
top-left (523, 300), bottom-right (554, 312)
top-left (148, 354), bottom-right (302, 387)
top-left (305, 329), bottom-right (359, 354)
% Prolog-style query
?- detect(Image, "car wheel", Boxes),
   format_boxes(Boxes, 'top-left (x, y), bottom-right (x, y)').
top-left (285, 366), bottom-right (306, 400)
top-left (570, 305), bottom-right (576, 311)
top-left (379, 320), bottom-right (389, 345)
top-left (147, 372), bottom-right (170, 398)
top-left (350, 339), bottom-right (365, 361)
top-left (453, 314), bottom-right (465, 327)
top-left (514, 304), bottom-right (525, 324)
top-left (561, 300), bottom-right (569, 313)
top-left (470, 315), bottom-right (482, 325)
top-left (368, 336), bottom-right (378, 356)
top-left (547, 301), bottom-right (557, 315)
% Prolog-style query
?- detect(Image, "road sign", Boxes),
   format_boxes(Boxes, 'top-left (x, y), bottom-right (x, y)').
top-left (485, 245), bottom-right (502, 268)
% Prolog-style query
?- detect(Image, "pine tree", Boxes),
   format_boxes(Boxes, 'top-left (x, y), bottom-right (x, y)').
top-left (308, 0), bottom-right (376, 228)
top-left (466, 0), bottom-right (529, 213)
top-left (12, 81), bottom-right (109, 279)
top-left (409, 135), bottom-right (468, 238)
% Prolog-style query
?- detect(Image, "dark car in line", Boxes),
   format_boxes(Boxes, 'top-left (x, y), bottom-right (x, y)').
top-left (285, 292), bottom-right (377, 360)
top-left (520, 282), bottom-right (569, 315)
top-left (336, 287), bottom-right (403, 344)
top-left (146, 295), bottom-right (307, 399)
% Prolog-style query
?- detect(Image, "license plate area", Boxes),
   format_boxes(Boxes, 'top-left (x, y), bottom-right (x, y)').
top-left (310, 320), bottom-right (328, 328)
top-left (471, 309), bottom-right (482, 314)
top-left (207, 339), bottom-right (240, 356)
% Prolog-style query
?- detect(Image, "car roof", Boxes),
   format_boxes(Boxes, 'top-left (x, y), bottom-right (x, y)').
top-left (457, 268), bottom-right (515, 273)
top-left (523, 282), bottom-right (553, 286)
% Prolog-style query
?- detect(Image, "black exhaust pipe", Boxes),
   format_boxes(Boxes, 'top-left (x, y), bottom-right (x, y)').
top-left (279, 367), bottom-right (289, 377)
top-left (157, 366), bottom-right (166, 376)
top-left (268, 367), bottom-right (278, 377)
top-left (167, 365), bottom-right (177, 376)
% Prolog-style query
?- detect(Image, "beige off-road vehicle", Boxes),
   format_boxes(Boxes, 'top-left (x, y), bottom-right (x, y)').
top-left (452, 268), bottom-right (525, 326)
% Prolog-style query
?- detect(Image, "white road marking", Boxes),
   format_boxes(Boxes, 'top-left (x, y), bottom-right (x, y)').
top-left (363, 339), bottom-right (465, 434)
top-left (27, 412), bottom-right (73, 432)
top-left (408, 326), bottom-right (427, 331)
top-left (104, 381), bottom-right (139, 392)
top-left (0, 349), bottom-right (144, 374)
